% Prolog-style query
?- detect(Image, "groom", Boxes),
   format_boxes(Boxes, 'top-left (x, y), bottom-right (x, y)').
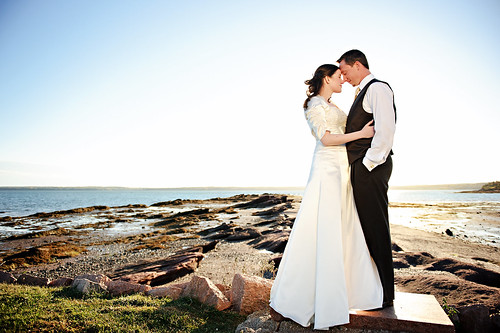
top-left (337, 50), bottom-right (396, 307)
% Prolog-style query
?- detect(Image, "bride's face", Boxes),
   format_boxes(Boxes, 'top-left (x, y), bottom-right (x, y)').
top-left (327, 69), bottom-right (343, 93)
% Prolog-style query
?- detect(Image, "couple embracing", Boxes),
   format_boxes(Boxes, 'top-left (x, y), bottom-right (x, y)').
top-left (269, 49), bottom-right (396, 330)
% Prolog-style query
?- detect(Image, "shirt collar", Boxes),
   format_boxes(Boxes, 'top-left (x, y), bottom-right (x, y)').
top-left (358, 73), bottom-right (375, 91)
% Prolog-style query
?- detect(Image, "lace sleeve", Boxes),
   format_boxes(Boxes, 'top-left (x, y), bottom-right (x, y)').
top-left (304, 102), bottom-right (328, 141)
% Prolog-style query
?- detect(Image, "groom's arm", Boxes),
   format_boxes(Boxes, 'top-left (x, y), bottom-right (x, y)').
top-left (362, 82), bottom-right (396, 171)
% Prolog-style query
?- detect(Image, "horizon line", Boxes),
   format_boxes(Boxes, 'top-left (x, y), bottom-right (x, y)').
top-left (0, 182), bottom-right (492, 190)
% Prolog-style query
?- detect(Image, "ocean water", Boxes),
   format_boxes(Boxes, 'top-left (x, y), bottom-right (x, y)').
top-left (0, 187), bottom-right (499, 218)
top-left (388, 189), bottom-right (500, 203)
top-left (0, 188), bottom-right (305, 218)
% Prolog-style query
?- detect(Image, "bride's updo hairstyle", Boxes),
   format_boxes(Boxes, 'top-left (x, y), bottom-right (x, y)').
top-left (303, 64), bottom-right (339, 109)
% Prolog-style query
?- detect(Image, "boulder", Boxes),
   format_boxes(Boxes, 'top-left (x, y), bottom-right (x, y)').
top-left (48, 277), bottom-right (73, 287)
top-left (147, 282), bottom-right (188, 299)
top-left (216, 283), bottom-right (231, 300)
top-left (458, 304), bottom-right (492, 333)
top-left (72, 278), bottom-right (107, 294)
top-left (231, 273), bottom-right (273, 315)
top-left (0, 271), bottom-right (17, 284)
top-left (235, 309), bottom-right (277, 333)
top-left (182, 275), bottom-right (231, 311)
top-left (74, 274), bottom-right (111, 288)
top-left (107, 280), bottom-right (151, 296)
top-left (16, 274), bottom-right (49, 286)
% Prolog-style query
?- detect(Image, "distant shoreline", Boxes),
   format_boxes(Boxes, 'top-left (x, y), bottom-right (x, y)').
top-left (390, 183), bottom-right (487, 191)
top-left (0, 183), bottom-right (489, 191)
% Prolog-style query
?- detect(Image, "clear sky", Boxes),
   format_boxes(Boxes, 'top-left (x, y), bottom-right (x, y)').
top-left (1, 0), bottom-right (499, 187)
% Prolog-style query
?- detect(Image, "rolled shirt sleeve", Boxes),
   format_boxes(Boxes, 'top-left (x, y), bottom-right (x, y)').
top-left (361, 82), bottom-right (396, 171)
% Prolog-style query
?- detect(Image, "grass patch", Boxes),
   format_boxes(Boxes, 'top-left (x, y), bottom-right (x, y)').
top-left (0, 283), bottom-right (245, 332)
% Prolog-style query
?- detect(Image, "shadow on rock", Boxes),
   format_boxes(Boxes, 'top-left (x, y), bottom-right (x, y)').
top-left (110, 241), bottom-right (219, 287)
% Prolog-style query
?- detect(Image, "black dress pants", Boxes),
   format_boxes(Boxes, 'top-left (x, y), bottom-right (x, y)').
top-left (350, 155), bottom-right (394, 303)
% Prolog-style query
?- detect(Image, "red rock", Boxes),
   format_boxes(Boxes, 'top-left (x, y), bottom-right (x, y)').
top-left (249, 231), bottom-right (289, 253)
top-left (251, 203), bottom-right (291, 216)
top-left (16, 274), bottom-right (49, 286)
top-left (147, 282), bottom-right (188, 299)
top-left (48, 277), bottom-right (73, 287)
top-left (216, 283), bottom-right (231, 301)
top-left (111, 250), bottom-right (205, 286)
top-left (107, 280), bottom-right (151, 296)
top-left (346, 292), bottom-right (455, 333)
top-left (231, 273), bottom-right (273, 315)
top-left (425, 258), bottom-right (500, 288)
top-left (458, 304), bottom-right (492, 333)
top-left (0, 271), bottom-right (16, 284)
top-left (74, 274), bottom-right (111, 288)
top-left (182, 275), bottom-right (231, 311)
top-left (395, 274), bottom-right (500, 313)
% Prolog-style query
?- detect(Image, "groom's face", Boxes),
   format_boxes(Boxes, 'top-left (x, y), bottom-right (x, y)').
top-left (339, 60), bottom-right (360, 87)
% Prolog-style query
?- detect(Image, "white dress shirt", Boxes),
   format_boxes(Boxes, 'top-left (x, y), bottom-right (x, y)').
top-left (357, 74), bottom-right (396, 171)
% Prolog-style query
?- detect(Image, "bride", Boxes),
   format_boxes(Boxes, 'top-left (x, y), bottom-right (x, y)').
top-left (269, 64), bottom-right (383, 330)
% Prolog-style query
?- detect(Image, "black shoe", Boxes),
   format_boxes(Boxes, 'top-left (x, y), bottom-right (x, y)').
top-left (382, 301), bottom-right (394, 308)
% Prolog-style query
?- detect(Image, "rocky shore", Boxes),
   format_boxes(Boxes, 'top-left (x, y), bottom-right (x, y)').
top-left (461, 181), bottom-right (500, 193)
top-left (1, 193), bottom-right (499, 332)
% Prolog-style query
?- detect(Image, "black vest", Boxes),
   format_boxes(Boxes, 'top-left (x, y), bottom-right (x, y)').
top-left (345, 78), bottom-right (396, 164)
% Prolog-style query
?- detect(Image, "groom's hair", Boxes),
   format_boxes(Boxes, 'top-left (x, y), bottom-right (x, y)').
top-left (337, 49), bottom-right (369, 69)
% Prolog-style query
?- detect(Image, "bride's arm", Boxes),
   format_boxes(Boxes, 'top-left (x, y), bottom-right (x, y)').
top-left (320, 120), bottom-right (374, 146)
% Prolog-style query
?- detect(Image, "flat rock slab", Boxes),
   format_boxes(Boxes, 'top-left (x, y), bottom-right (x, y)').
top-left (346, 292), bottom-right (455, 333)
top-left (110, 242), bottom-right (218, 286)
top-left (111, 252), bottom-right (204, 286)
top-left (237, 292), bottom-right (455, 333)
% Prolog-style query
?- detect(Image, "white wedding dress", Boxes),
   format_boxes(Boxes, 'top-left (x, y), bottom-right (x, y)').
top-left (269, 96), bottom-right (383, 330)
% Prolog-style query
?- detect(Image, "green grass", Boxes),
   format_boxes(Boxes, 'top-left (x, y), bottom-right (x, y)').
top-left (0, 283), bottom-right (245, 332)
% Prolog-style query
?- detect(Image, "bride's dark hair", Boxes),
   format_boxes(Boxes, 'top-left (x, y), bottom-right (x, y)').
top-left (303, 64), bottom-right (339, 109)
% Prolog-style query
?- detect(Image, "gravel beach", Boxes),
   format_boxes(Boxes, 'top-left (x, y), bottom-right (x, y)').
top-left (1, 193), bottom-right (499, 329)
